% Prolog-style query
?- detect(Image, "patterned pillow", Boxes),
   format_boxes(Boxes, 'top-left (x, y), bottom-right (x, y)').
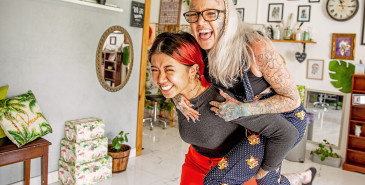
top-left (0, 85), bottom-right (9, 139)
top-left (0, 90), bottom-right (52, 147)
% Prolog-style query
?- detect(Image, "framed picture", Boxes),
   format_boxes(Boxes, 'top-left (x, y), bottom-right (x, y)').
top-left (297, 5), bottom-right (311, 22)
top-left (130, 1), bottom-right (145, 28)
top-left (267, 3), bottom-right (283, 23)
top-left (306, 59), bottom-right (324, 80)
top-left (309, 0), bottom-right (320, 2)
top-left (232, 0), bottom-right (237, 5)
top-left (110, 36), bottom-right (116, 45)
top-left (331, 33), bottom-right (356, 60)
top-left (361, 4), bottom-right (365, 45)
top-left (353, 94), bottom-right (365, 105)
top-left (236, 8), bottom-right (244, 21)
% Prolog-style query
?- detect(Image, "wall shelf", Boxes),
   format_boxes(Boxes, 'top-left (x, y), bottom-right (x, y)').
top-left (271, 39), bottom-right (317, 44)
top-left (271, 39), bottom-right (316, 53)
top-left (60, 0), bottom-right (123, 13)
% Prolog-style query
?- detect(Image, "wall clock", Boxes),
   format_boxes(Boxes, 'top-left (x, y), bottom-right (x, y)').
top-left (326, 0), bottom-right (359, 21)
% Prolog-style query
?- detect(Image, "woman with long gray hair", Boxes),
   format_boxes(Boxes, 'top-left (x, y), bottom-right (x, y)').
top-left (173, 0), bottom-right (316, 184)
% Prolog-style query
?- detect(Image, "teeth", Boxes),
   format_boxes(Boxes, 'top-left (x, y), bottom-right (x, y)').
top-left (199, 29), bottom-right (211, 33)
top-left (161, 85), bottom-right (173, 91)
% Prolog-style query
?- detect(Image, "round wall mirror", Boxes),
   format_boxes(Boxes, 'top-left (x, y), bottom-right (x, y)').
top-left (96, 25), bottom-right (134, 92)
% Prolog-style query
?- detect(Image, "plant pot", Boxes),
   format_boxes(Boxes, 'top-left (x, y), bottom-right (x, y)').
top-left (311, 154), bottom-right (342, 168)
top-left (108, 144), bottom-right (131, 173)
top-left (97, 0), bottom-right (106, 5)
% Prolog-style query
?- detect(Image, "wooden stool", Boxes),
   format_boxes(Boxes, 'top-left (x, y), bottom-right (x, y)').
top-left (0, 138), bottom-right (51, 185)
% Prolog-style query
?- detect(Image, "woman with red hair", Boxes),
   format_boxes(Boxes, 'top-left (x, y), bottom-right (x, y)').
top-left (148, 32), bottom-right (315, 185)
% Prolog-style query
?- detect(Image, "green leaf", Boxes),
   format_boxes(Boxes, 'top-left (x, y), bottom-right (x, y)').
top-left (8, 130), bottom-right (26, 146)
top-left (329, 60), bottom-right (355, 93)
top-left (122, 46), bottom-right (130, 65)
top-left (321, 156), bottom-right (325, 161)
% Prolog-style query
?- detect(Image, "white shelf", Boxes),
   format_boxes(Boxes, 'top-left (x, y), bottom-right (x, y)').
top-left (60, 0), bottom-right (123, 13)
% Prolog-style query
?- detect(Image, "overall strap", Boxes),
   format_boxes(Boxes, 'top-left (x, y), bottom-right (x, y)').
top-left (241, 70), bottom-right (255, 102)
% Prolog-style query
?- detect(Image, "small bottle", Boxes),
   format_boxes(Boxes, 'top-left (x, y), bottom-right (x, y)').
top-left (296, 28), bottom-right (302, 41)
top-left (273, 25), bottom-right (281, 40)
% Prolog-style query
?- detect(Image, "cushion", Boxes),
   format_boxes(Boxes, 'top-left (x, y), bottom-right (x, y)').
top-left (0, 90), bottom-right (52, 147)
top-left (0, 85), bottom-right (9, 139)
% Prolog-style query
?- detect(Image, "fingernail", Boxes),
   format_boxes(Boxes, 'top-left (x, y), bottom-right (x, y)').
top-left (197, 118), bottom-right (200, 121)
top-left (192, 119), bottom-right (196, 123)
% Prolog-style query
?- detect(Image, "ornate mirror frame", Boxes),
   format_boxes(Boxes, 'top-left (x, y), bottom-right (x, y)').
top-left (96, 25), bottom-right (134, 92)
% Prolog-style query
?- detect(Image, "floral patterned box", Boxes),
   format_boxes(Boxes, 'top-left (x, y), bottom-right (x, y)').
top-left (58, 156), bottom-right (112, 185)
top-left (60, 137), bottom-right (108, 165)
top-left (65, 118), bottom-right (105, 143)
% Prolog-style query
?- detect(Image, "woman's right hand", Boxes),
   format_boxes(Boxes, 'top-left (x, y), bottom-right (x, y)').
top-left (173, 94), bottom-right (200, 122)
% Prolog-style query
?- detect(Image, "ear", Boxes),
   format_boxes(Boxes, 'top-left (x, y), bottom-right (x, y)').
top-left (189, 64), bottom-right (199, 79)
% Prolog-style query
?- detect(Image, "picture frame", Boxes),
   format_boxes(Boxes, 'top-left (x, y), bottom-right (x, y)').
top-left (306, 59), bottom-right (324, 80)
top-left (353, 94), bottom-right (365, 105)
top-left (361, 3), bottom-right (365, 45)
top-left (236, 8), bottom-right (244, 21)
top-left (297, 5), bottom-right (311, 22)
top-left (309, 0), bottom-right (320, 2)
top-left (110, 36), bottom-right (116, 45)
top-left (331, 33), bottom-right (356, 60)
top-left (232, 0), bottom-right (237, 5)
top-left (267, 3), bottom-right (284, 23)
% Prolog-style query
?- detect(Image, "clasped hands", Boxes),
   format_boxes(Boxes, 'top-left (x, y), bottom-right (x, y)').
top-left (173, 90), bottom-right (251, 122)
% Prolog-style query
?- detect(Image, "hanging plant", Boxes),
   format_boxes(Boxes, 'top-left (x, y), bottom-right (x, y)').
top-left (329, 60), bottom-right (355, 93)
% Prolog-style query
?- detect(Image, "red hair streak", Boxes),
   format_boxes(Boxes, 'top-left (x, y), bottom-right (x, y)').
top-left (171, 38), bottom-right (211, 88)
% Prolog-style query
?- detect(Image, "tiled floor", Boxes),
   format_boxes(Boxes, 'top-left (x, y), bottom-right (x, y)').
top-left (54, 122), bottom-right (365, 185)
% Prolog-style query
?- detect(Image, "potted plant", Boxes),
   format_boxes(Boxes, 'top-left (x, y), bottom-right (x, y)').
top-left (108, 131), bottom-right (131, 173)
top-left (310, 139), bottom-right (342, 168)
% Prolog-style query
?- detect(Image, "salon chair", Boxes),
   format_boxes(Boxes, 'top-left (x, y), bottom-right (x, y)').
top-left (143, 94), bottom-right (167, 130)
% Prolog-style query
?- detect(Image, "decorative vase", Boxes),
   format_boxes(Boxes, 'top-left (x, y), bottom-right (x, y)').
top-left (311, 154), bottom-right (342, 168)
top-left (108, 144), bottom-right (131, 173)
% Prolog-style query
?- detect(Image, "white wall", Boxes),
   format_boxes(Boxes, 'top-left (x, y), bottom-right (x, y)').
top-left (0, 0), bottom-right (143, 184)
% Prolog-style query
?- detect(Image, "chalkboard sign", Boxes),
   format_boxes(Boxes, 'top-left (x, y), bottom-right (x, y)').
top-left (130, 1), bottom-right (145, 28)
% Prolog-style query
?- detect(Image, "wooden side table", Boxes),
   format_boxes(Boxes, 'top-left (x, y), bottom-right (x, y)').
top-left (0, 138), bottom-right (51, 185)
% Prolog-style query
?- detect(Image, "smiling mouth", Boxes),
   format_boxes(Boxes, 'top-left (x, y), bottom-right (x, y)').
top-left (199, 29), bottom-right (213, 40)
top-left (160, 84), bottom-right (173, 91)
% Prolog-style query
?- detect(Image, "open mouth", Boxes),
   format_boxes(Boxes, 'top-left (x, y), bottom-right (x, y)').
top-left (160, 84), bottom-right (173, 91)
top-left (199, 29), bottom-right (213, 40)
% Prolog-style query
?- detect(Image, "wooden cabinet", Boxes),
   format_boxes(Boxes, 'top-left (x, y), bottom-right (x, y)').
top-left (103, 51), bottom-right (123, 87)
top-left (343, 74), bottom-right (365, 174)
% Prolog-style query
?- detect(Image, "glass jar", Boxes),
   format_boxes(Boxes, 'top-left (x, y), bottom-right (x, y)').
top-left (296, 28), bottom-right (302, 41)
top-left (283, 28), bottom-right (292, 40)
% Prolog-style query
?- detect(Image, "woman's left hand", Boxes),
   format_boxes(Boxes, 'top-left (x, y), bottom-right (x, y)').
top-left (210, 90), bottom-right (251, 121)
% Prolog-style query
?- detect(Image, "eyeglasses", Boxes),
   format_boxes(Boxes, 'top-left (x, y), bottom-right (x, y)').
top-left (183, 9), bottom-right (226, 23)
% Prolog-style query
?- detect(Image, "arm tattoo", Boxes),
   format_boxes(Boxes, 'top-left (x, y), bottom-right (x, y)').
top-left (249, 47), bottom-right (300, 115)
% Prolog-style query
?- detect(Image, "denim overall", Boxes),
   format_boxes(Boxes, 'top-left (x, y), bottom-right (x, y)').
top-left (203, 71), bottom-right (308, 185)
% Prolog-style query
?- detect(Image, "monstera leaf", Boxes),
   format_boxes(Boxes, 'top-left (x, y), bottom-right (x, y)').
top-left (329, 60), bottom-right (355, 93)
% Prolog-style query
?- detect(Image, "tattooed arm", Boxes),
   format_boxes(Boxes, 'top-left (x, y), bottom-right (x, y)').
top-left (247, 40), bottom-right (300, 114)
top-left (210, 40), bottom-right (300, 121)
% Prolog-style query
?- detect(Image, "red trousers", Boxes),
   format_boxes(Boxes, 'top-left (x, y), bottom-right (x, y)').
top-left (180, 145), bottom-right (257, 185)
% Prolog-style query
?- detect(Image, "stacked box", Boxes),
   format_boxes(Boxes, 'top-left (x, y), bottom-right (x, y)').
top-left (59, 118), bottom-right (112, 185)
top-left (58, 156), bottom-right (112, 185)
top-left (60, 137), bottom-right (108, 165)
top-left (65, 118), bottom-right (105, 143)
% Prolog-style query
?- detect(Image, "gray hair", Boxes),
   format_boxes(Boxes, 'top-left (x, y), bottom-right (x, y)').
top-left (207, 0), bottom-right (270, 88)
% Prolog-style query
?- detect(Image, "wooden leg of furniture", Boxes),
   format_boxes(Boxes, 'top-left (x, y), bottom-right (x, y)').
top-left (24, 159), bottom-right (31, 185)
top-left (41, 146), bottom-right (49, 185)
top-left (170, 108), bottom-right (174, 128)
